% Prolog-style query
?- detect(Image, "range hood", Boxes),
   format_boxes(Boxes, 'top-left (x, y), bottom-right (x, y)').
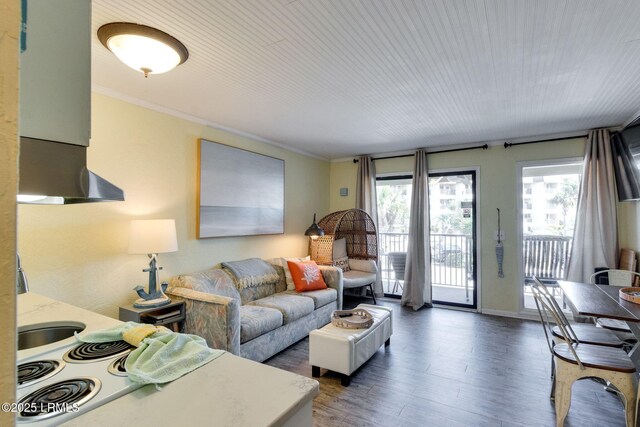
top-left (18, 137), bottom-right (124, 205)
top-left (18, 0), bottom-right (124, 204)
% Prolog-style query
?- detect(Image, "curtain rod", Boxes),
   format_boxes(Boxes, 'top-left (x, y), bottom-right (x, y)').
top-left (503, 134), bottom-right (588, 149)
top-left (352, 144), bottom-right (488, 163)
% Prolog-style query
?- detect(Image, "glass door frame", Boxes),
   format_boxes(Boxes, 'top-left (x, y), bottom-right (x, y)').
top-left (429, 168), bottom-right (479, 310)
top-left (376, 174), bottom-right (413, 299)
top-left (516, 158), bottom-right (582, 313)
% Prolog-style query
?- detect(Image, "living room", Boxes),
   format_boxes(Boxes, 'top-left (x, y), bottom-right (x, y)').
top-left (3, 1), bottom-right (640, 426)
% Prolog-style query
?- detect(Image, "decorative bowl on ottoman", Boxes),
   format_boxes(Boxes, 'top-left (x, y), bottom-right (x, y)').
top-left (330, 308), bottom-right (374, 329)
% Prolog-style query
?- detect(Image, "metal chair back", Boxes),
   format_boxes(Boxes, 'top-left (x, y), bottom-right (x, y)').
top-left (589, 269), bottom-right (640, 287)
top-left (531, 277), bottom-right (584, 369)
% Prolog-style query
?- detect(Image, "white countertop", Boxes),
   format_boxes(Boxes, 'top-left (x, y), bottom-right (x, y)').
top-left (17, 293), bottom-right (122, 359)
top-left (17, 293), bottom-right (319, 427)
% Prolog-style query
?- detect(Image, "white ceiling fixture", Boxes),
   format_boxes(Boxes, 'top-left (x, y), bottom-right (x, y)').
top-left (92, 1), bottom-right (640, 159)
top-left (97, 22), bottom-right (188, 78)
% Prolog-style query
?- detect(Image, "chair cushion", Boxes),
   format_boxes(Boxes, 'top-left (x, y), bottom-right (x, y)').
top-left (247, 293), bottom-right (315, 324)
top-left (239, 305), bottom-right (283, 343)
top-left (285, 288), bottom-right (337, 309)
top-left (332, 239), bottom-right (350, 272)
top-left (333, 256), bottom-right (350, 272)
top-left (343, 270), bottom-right (376, 289)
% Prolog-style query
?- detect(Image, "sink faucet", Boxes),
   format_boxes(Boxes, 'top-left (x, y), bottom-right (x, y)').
top-left (17, 254), bottom-right (29, 294)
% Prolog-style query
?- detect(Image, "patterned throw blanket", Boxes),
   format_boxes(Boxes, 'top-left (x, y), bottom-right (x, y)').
top-left (221, 258), bottom-right (279, 289)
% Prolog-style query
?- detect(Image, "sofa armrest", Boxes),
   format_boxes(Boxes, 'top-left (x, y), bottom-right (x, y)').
top-left (166, 287), bottom-right (241, 355)
top-left (318, 265), bottom-right (343, 310)
top-left (348, 258), bottom-right (378, 274)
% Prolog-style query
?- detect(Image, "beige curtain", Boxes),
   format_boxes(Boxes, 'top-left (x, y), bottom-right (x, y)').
top-left (402, 149), bottom-right (431, 310)
top-left (567, 129), bottom-right (618, 282)
top-left (356, 155), bottom-right (383, 296)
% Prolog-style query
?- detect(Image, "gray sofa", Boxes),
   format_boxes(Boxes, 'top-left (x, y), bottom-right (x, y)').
top-left (166, 259), bottom-right (343, 362)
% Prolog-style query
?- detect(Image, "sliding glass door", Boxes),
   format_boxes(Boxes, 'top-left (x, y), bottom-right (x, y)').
top-left (429, 171), bottom-right (477, 308)
top-left (376, 170), bottom-right (478, 309)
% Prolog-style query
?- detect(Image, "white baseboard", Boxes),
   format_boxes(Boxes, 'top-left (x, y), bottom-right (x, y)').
top-left (480, 308), bottom-right (540, 321)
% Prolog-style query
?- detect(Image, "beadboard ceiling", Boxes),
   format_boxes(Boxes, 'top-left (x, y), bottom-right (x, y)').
top-left (92, 0), bottom-right (640, 159)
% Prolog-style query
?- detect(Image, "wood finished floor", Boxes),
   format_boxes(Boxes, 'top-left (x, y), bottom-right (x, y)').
top-left (265, 297), bottom-right (633, 427)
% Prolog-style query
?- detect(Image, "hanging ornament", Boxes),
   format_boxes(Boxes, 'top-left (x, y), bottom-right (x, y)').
top-left (496, 208), bottom-right (504, 278)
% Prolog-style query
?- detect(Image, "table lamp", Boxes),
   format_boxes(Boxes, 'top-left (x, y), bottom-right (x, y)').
top-left (128, 219), bottom-right (178, 308)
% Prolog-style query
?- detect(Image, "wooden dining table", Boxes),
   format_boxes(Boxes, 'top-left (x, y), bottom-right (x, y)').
top-left (558, 280), bottom-right (640, 366)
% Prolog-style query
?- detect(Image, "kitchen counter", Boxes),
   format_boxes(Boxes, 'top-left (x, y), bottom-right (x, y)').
top-left (18, 293), bottom-right (122, 359)
top-left (17, 293), bottom-right (319, 426)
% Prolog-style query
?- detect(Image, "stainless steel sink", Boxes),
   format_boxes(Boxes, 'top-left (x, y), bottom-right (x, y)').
top-left (18, 322), bottom-right (86, 350)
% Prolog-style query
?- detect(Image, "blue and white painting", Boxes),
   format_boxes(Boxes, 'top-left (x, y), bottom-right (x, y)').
top-left (198, 139), bottom-right (284, 238)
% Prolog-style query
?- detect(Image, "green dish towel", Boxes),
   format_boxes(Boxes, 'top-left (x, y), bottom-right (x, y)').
top-left (76, 322), bottom-right (225, 385)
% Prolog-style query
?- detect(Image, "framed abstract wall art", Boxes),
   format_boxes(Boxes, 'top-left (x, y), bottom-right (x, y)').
top-left (197, 139), bottom-right (284, 238)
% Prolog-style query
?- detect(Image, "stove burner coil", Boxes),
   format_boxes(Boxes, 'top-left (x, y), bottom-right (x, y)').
top-left (108, 354), bottom-right (129, 377)
top-left (63, 340), bottom-right (133, 363)
top-left (17, 377), bottom-right (101, 422)
top-left (17, 360), bottom-right (66, 388)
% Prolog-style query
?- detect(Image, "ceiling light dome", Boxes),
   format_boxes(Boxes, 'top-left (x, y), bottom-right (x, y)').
top-left (97, 22), bottom-right (188, 78)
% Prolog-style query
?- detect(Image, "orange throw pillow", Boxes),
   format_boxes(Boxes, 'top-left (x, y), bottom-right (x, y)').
top-left (287, 260), bottom-right (328, 292)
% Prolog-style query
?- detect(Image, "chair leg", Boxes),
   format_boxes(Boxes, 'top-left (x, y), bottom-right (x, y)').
top-left (603, 374), bottom-right (637, 427)
top-left (549, 356), bottom-right (556, 400)
top-left (554, 362), bottom-right (575, 427)
top-left (555, 361), bottom-right (638, 427)
top-left (368, 284), bottom-right (377, 305)
top-left (392, 279), bottom-right (399, 294)
top-left (368, 284), bottom-right (377, 304)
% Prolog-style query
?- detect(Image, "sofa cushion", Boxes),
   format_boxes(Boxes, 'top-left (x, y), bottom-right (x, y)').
top-left (343, 270), bottom-right (376, 288)
top-left (240, 305), bottom-right (283, 343)
top-left (238, 283), bottom-right (276, 305)
top-left (285, 288), bottom-right (337, 309)
top-left (248, 294), bottom-right (315, 324)
top-left (265, 261), bottom-right (288, 293)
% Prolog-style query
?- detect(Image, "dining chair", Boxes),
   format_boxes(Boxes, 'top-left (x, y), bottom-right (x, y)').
top-left (589, 270), bottom-right (640, 337)
top-left (388, 252), bottom-right (406, 294)
top-left (531, 281), bottom-right (638, 427)
top-left (532, 277), bottom-right (624, 349)
top-left (532, 277), bottom-right (624, 396)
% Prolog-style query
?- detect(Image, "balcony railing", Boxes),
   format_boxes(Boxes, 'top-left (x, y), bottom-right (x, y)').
top-left (379, 232), bottom-right (474, 296)
top-left (522, 234), bottom-right (572, 283)
top-left (379, 232), bottom-right (572, 296)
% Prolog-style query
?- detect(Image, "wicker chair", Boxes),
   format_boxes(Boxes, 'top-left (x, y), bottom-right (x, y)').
top-left (314, 209), bottom-right (379, 304)
top-left (316, 209), bottom-right (378, 261)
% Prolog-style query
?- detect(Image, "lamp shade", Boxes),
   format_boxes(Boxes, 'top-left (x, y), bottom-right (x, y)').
top-left (304, 213), bottom-right (325, 238)
top-left (128, 219), bottom-right (178, 254)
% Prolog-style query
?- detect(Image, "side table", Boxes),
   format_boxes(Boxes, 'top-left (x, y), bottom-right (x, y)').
top-left (119, 300), bottom-right (186, 332)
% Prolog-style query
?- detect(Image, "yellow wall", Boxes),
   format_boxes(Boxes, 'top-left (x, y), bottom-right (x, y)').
top-left (17, 93), bottom-right (330, 317)
top-left (0, 0), bottom-right (19, 421)
top-left (619, 203), bottom-right (640, 252)
top-left (330, 139), bottom-right (586, 314)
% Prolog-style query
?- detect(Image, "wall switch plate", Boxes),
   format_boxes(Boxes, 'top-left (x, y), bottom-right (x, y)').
top-left (339, 187), bottom-right (348, 196)
top-left (494, 230), bottom-right (505, 241)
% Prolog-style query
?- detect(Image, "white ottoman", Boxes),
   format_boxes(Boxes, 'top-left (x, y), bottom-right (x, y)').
top-left (309, 304), bottom-right (392, 386)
